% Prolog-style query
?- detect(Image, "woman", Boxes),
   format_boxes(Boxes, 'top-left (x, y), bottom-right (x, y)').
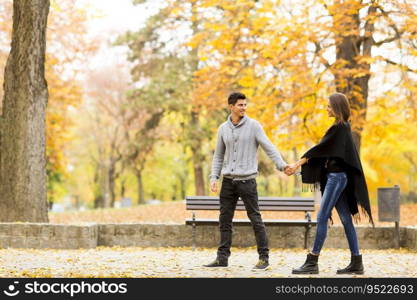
top-left (288, 92), bottom-right (374, 275)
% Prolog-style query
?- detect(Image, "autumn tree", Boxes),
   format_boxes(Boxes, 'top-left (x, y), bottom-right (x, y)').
top-left (121, 0), bottom-right (224, 196)
top-left (303, 0), bottom-right (416, 150)
top-left (0, 0), bottom-right (97, 207)
top-left (44, 1), bottom-right (96, 205)
top-left (83, 63), bottom-right (132, 208)
top-left (123, 54), bottom-right (189, 204)
top-left (0, 0), bottom-right (50, 222)
top-left (185, 0), bottom-right (417, 198)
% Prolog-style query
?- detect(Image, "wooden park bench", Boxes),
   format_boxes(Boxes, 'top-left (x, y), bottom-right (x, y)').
top-left (185, 196), bottom-right (317, 250)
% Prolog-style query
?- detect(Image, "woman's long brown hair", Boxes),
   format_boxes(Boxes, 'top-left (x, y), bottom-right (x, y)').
top-left (329, 92), bottom-right (351, 123)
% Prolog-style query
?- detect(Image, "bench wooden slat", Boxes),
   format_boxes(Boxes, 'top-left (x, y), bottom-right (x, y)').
top-left (186, 197), bottom-right (315, 212)
top-left (186, 203), bottom-right (315, 207)
top-left (186, 205), bottom-right (314, 211)
top-left (186, 218), bottom-right (317, 226)
top-left (186, 200), bottom-right (314, 205)
top-left (186, 196), bottom-right (314, 201)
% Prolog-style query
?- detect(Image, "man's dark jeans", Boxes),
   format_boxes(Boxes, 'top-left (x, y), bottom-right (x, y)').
top-left (217, 177), bottom-right (269, 260)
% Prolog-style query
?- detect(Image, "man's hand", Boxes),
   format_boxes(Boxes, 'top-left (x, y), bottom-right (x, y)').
top-left (284, 165), bottom-right (294, 176)
top-left (284, 164), bottom-right (298, 176)
top-left (210, 180), bottom-right (218, 193)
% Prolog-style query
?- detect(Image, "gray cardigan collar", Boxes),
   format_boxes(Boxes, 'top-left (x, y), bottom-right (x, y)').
top-left (227, 115), bottom-right (248, 129)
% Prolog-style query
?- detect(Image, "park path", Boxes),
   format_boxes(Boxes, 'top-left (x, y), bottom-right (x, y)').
top-left (0, 247), bottom-right (416, 278)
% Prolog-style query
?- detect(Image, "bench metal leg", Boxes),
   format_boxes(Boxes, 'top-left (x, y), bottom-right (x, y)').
top-left (192, 212), bottom-right (196, 251)
top-left (192, 223), bottom-right (196, 251)
top-left (304, 212), bottom-right (312, 249)
top-left (304, 225), bottom-right (311, 249)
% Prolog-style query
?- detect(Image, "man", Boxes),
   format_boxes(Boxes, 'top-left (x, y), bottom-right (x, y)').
top-left (205, 92), bottom-right (290, 270)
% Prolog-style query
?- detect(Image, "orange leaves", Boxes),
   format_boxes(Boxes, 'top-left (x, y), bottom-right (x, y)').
top-left (199, 0), bottom-right (223, 8)
top-left (252, 16), bottom-right (270, 32)
top-left (186, 31), bottom-right (209, 49)
top-left (355, 55), bottom-right (377, 65)
top-left (208, 34), bottom-right (236, 52)
top-left (361, 91), bottom-right (417, 195)
top-left (162, 0), bottom-right (417, 202)
top-left (237, 69), bottom-right (258, 88)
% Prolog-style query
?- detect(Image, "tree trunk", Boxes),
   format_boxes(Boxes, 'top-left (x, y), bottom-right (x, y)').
top-left (177, 148), bottom-right (188, 201)
top-left (0, 0), bottom-right (50, 222)
top-left (94, 195), bottom-right (104, 209)
top-left (93, 164), bottom-right (104, 208)
top-left (189, 112), bottom-right (206, 195)
top-left (96, 163), bottom-right (110, 208)
top-left (102, 164), bottom-right (110, 208)
top-left (193, 162), bottom-right (205, 195)
top-left (136, 170), bottom-right (145, 205)
top-left (335, 32), bottom-right (369, 151)
top-left (292, 148), bottom-right (301, 196)
top-left (333, 1), bottom-right (376, 153)
top-left (92, 161), bottom-right (111, 208)
top-left (263, 179), bottom-right (270, 195)
top-left (120, 178), bottom-right (126, 199)
top-left (108, 162), bottom-right (116, 207)
top-left (189, 2), bottom-right (206, 196)
top-left (278, 179), bottom-right (283, 196)
top-left (179, 172), bottom-right (187, 201)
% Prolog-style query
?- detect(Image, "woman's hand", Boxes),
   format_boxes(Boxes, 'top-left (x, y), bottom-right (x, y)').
top-left (284, 164), bottom-right (298, 176)
top-left (284, 158), bottom-right (308, 176)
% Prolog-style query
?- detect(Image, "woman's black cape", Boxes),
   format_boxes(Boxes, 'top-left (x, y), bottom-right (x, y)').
top-left (301, 121), bottom-right (374, 225)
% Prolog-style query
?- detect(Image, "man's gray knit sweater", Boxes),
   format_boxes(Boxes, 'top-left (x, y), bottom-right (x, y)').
top-left (210, 115), bottom-right (287, 181)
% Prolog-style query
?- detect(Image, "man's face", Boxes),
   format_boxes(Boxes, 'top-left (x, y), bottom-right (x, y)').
top-left (230, 99), bottom-right (247, 117)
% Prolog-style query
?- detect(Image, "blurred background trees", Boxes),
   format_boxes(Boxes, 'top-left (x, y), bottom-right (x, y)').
top-left (1, 0), bottom-right (416, 214)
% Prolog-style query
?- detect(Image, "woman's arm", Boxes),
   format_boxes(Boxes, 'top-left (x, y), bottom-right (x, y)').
top-left (286, 157), bottom-right (308, 175)
top-left (286, 124), bottom-right (346, 175)
top-left (294, 157), bottom-right (309, 169)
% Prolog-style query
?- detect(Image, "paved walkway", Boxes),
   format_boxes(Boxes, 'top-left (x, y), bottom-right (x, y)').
top-left (0, 247), bottom-right (416, 277)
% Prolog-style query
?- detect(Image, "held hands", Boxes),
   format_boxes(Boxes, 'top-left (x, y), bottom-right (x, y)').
top-left (284, 163), bottom-right (299, 176)
top-left (284, 157), bottom-right (307, 176)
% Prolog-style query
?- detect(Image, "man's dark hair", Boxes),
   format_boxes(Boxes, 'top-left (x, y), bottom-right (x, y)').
top-left (228, 92), bottom-right (246, 105)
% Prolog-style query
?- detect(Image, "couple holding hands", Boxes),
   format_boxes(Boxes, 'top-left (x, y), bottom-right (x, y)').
top-left (206, 92), bottom-right (373, 274)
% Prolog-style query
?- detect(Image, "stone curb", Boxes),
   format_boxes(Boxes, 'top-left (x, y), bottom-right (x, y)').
top-left (0, 223), bottom-right (416, 250)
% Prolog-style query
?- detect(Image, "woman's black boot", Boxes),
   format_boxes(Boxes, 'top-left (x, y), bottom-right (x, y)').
top-left (337, 255), bottom-right (364, 275)
top-left (292, 253), bottom-right (319, 274)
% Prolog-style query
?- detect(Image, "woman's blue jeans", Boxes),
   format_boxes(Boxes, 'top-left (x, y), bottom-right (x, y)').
top-left (312, 172), bottom-right (360, 256)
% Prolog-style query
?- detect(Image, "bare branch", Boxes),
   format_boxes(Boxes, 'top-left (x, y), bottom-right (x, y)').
top-left (404, 152), bottom-right (417, 170)
top-left (384, 58), bottom-right (417, 73)
top-left (361, 3), bottom-right (378, 55)
top-left (373, 5), bottom-right (403, 47)
top-left (374, 35), bottom-right (403, 46)
top-left (313, 41), bottom-right (331, 69)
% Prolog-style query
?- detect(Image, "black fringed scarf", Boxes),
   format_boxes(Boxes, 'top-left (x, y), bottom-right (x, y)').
top-left (301, 121), bottom-right (374, 226)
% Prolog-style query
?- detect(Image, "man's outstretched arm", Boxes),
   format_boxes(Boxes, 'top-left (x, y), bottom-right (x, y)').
top-left (254, 122), bottom-right (288, 172)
